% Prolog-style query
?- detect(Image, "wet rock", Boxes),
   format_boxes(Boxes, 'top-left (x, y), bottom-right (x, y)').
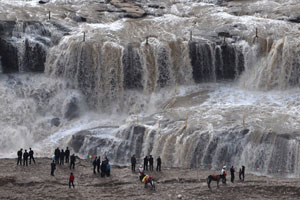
top-left (50, 118), bottom-right (60, 127)
top-left (109, 0), bottom-right (146, 18)
top-left (67, 13), bottom-right (87, 23)
top-left (288, 16), bottom-right (300, 23)
top-left (148, 4), bottom-right (160, 9)
top-left (23, 39), bottom-right (46, 72)
top-left (39, 0), bottom-right (49, 4)
top-left (122, 44), bottom-right (143, 89)
top-left (0, 39), bottom-right (19, 73)
top-left (0, 21), bottom-right (50, 73)
top-left (68, 130), bottom-right (90, 152)
top-left (64, 97), bottom-right (80, 120)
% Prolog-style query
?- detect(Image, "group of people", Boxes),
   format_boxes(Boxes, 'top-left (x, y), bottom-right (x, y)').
top-left (17, 148), bottom-right (35, 166)
top-left (51, 147), bottom-right (76, 176)
top-left (223, 165), bottom-right (246, 183)
top-left (92, 156), bottom-right (111, 177)
top-left (131, 155), bottom-right (162, 173)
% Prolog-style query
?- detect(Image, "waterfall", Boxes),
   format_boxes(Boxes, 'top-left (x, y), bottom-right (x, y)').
top-left (239, 37), bottom-right (300, 90)
top-left (0, 21), bottom-right (51, 73)
top-left (69, 123), bottom-right (300, 177)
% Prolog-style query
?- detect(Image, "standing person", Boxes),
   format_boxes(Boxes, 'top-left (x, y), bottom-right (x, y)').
top-left (23, 150), bottom-right (29, 166)
top-left (29, 148), bottom-right (35, 164)
top-left (221, 166), bottom-right (227, 184)
top-left (239, 168), bottom-right (242, 180)
top-left (51, 160), bottom-right (56, 176)
top-left (69, 173), bottom-right (75, 188)
top-left (65, 147), bottom-right (70, 163)
top-left (144, 156), bottom-right (148, 171)
top-left (149, 155), bottom-right (154, 171)
top-left (106, 161), bottom-right (111, 177)
top-left (96, 156), bottom-right (101, 173)
top-left (54, 148), bottom-right (60, 164)
top-left (60, 149), bottom-right (65, 165)
top-left (17, 148), bottom-right (23, 165)
top-left (156, 156), bottom-right (161, 172)
top-left (100, 160), bottom-right (107, 177)
top-left (93, 157), bottom-right (97, 174)
top-left (230, 166), bottom-right (235, 183)
top-left (70, 154), bottom-right (76, 169)
top-left (241, 165), bottom-right (245, 181)
top-left (131, 155), bottom-right (136, 172)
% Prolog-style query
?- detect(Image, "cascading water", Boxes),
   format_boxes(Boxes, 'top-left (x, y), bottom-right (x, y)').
top-left (1, 0), bottom-right (300, 177)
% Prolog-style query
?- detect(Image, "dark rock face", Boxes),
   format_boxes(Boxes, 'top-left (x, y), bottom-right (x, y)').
top-left (288, 16), bottom-right (300, 23)
top-left (157, 47), bottom-right (170, 88)
top-left (217, 44), bottom-right (237, 80)
top-left (0, 39), bottom-right (19, 73)
top-left (189, 41), bottom-right (245, 83)
top-left (51, 118), bottom-right (60, 127)
top-left (23, 39), bottom-right (47, 72)
top-left (64, 97), bottom-right (80, 120)
top-left (69, 131), bottom-right (89, 152)
top-left (68, 125), bottom-right (149, 164)
top-left (0, 21), bottom-right (51, 73)
top-left (122, 44), bottom-right (143, 90)
top-left (189, 42), bottom-right (214, 83)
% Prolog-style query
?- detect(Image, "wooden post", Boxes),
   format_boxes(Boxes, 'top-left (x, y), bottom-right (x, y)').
top-left (48, 11), bottom-right (51, 20)
top-left (146, 36), bottom-right (148, 45)
top-left (184, 119), bottom-right (188, 129)
top-left (190, 30), bottom-right (192, 41)
top-left (223, 36), bottom-right (226, 43)
top-left (83, 32), bottom-right (85, 42)
top-left (256, 28), bottom-right (258, 38)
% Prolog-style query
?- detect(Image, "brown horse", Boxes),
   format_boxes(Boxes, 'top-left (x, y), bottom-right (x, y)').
top-left (207, 174), bottom-right (226, 189)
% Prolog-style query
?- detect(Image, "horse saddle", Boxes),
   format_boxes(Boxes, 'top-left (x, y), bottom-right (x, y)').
top-left (212, 174), bottom-right (218, 179)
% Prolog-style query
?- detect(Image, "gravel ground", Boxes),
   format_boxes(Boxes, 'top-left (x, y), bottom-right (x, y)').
top-left (0, 158), bottom-right (299, 200)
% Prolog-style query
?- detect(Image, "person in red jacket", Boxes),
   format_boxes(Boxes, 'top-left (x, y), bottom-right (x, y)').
top-left (69, 173), bottom-right (75, 188)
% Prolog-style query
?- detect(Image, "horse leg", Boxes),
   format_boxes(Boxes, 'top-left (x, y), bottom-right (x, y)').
top-left (207, 177), bottom-right (211, 189)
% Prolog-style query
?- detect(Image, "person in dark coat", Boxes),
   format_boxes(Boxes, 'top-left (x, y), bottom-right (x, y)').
top-left (106, 161), bottom-right (111, 177)
top-left (239, 168), bottom-right (242, 180)
top-left (156, 156), bottom-right (161, 172)
top-left (131, 155), bottom-right (136, 172)
top-left (29, 148), bottom-right (35, 164)
top-left (144, 156), bottom-right (148, 171)
top-left (101, 160), bottom-right (107, 177)
top-left (70, 154), bottom-right (76, 169)
top-left (149, 155), bottom-right (154, 171)
top-left (241, 165), bottom-right (245, 181)
top-left (54, 148), bottom-right (60, 164)
top-left (93, 157), bottom-right (97, 174)
top-left (60, 149), bottom-right (65, 165)
top-left (96, 156), bottom-right (101, 173)
top-left (17, 149), bottom-right (23, 165)
top-left (23, 150), bottom-right (29, 166)
top-left (51, 160), bottom-right (56, 176)
top-left (230, 166), bottom-right (235, 183)
top-left (65, 147), bottom-right (70, 163)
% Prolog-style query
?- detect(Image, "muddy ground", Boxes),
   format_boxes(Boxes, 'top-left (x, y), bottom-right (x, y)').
top-left (0, 158), bottom-right (299, 200)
